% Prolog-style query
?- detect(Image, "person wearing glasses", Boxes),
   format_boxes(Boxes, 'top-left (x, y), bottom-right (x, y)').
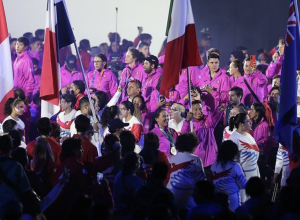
top-left (168, 103), bottom-right (186, 135)
top-left (86, 54), bottom-right (118, 99)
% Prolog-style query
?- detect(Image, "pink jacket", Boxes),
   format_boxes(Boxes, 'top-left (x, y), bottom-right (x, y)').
top-left (230, 76), bottom-right (254, 108)
top-left (266, 56), bottom-right (283, 79)
top-left (87, 69), bottom-right (118, 99)
top-left (29, 50), bottom-right (43, 69)
top-left (195, 68), bottom-right (230, 111)
top-left (141, 110), bottom-right (151, 134)
top-left (244, 70), bottom-right (268, 102)
top-left (253, 117), bottom-right (270, 149)
top-left (150, 124), bottom-right (178, 158)
top-left (33, 69), bottom-right (41, 94)
top-left (142, 68), bottom-right (162, 102)
top-left (13, 51), bottom-right (35, 97)
top-left (149, 89), bottom-right (181, 113)
top-left (181, 108), bottom-right (223, 167)
top-left (60, 64), bottom-right (84, 89)
top-left (175, 66), bottom-right (201, 99)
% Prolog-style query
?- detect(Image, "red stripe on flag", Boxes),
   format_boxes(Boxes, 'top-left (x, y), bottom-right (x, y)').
top-left (0, 88), bottom-right (14, 123)
top-left (0, 0), bottom-right (9, 44)
top-left (40, 28), bottom-right (60, 105)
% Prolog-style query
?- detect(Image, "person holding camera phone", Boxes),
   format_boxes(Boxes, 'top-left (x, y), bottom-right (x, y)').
top-left (266, 38), bottom-right (285, 79)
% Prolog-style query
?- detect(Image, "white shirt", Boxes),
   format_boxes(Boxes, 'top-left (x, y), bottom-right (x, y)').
top-left (2, 115), bottom-right (25, 131)
top-left (168, 118), bottom-right (185, 134)
top-left (57, 109), bottom-right (77, 138)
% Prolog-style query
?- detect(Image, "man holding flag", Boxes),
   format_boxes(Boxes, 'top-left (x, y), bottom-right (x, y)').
top-left (274, 0), bottom-right (300, 156)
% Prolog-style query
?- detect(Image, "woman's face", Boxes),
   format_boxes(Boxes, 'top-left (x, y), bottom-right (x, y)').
top-left (170, 104), bottom-right (181, 120)
top-left (120, 104), bottom-right (129, 119)
top-left (133, 97), bottom-right (143, 110)
top-left (93, 96), bottom-right (100, 112)
top-left (243, 61), bottom-right (253, 75)
top-left (229, 62), bottom-right (237, 75)
top-left (111, 42), bottom-right (120, 53)
top-left (14, 101), bottom-right (25, 116)
top-left (155, 110), bottom-right (169, 127)
top-left (125, 51), bottom-right (136, 65)
top-left (192, 103), bottom-right (203, 121)
top-left (94, 56), bottom-right (105, 70)
top-left (249, 105), bottom-right (259, 120)
top-left (241, 115), bottom-right (251, 131)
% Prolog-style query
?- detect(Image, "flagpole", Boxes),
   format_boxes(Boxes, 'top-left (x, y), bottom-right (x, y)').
top-left (115, 7), bottom-right (118, 45)
top-left (187, 67), bottom-right (194, 132)
top-left (73, 40), bottom-right (98, 123)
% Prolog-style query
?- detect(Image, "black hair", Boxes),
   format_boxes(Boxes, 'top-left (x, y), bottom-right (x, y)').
top-left (194, 180), bottom-right (215, 202)
top-left (138, 42), bottom-right (149, 49)
top-left (0, 135), bottom-right (13, 154)
top-left (50, 122), bottom-right (60, 140)
top-left (217, 140), bottom-right (239, 169)
top-left (252, 102), bottom-right (266, 122)
top-left (17, 37), bottom-right (30, 47)
top-left (9, 130), bottom-right (22, 149)
top-left (104, 134), bottom-right (122, 175)
top-left (35, 29), bottom-right (44, 38)
top-left (121, 101), bottom-right (134, 115)
top-left (231, 59), bottom-right (243, 73)
top-left (10, 38), bottom-right (17, 44)
top-left (14, 88), bottom-right (26, 102)
top-left (140, 33), bottom-right (152, 41)
top-left (191, 86), bottom-right (202, 95)
top-left (176, 132), bottom-right (199, 153)
top-left (79, 96), bottom-right (89, 109)
top-left (32, 57), bottom-right (39, 66)
top-left (11, 147), bottom-right (28, 169)
top-left (129, 79), bottom-right (142, 90)
top-left (150, 108), bottom-right (166, 131)
top-left (60, 138), bottom-right (83, 162)
top-left (75, 115), bottom-right (90, 133)
top-left (151, 162), bottom-right (169, 181)
top-left (66, 54), bottom-right (76, 63)
top-left (100, 105), bottom-right (120, 127)
top-left (236, 46), bottom-right (247, 51)
top-left (270, 86), bottom-right (280, 94)
top-left (230, 86), bottom-right (243, 100)
top-left (207, 53), bottom-right (220, 61)
top-left (273, 75), bottom-right (281, 80)
top-left (231, 50), bottom-right (246, 63)
top-left (33, 92), bottom-right (41, 105)
top-left (246, 177), bottom-right (265, 197)
top-left (30, 37), bottom-right (41, 45)
top-left (72, 80), bottom-right (85, 94)
top-left (207, 48), bottom-right (220, 57)
top-left (132, 95), bottom-right (146, 110)
top-left (37, 117), bottom-right (52, 135)
top-left (4, 98), bottom-right (24, 116)
top-left (120, 130), bottom-right (136, 157)
top-left (192, 100), bottom-right (202, 106)
top-left (139, 132), bottom-right (160, 165)
top-left (244, 57), bottom-right (251, 62)
top-left (95, 54), bottom-right (108, 69)
top-left (122, 152), bottom-right (140, 175)
top-left (229, 113), bottom-right (247, 131)
top-left (61, 94), bottom-right (76, 108)
top-left (94, 91), bottom-right (109, 111)
top-left (2, 119), bottom-right (17, 133)
top-left (79, 39), bottom-right (90, 51)
top-left (128, 47), bottom-right (140, 63)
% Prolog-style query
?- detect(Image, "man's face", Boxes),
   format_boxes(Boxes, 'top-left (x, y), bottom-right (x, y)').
top-left (70, 83), bottom-right (79, 96)
top-left (16, 41), bottom-right (27, 54)
top-left (229, 91), bottom-right (240, 105)
top-left (207, 58), bottom-right (220, 72)
top-left (139, 45), bottom-right (149, 58)
top-left (271, 89), bottom-right (279, 103)
top-left (127, 82), bottom-right (140, 97)
top-left (31, 40), bottom-right (42, 51)
top-left (143, 60), bottom-right (153, 74)
top-left (10, 40), bottom-right (17, 51)
top-left (143, 38), bottom-right (152, 46)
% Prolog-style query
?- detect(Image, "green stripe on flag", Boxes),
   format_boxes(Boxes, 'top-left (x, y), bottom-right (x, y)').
top-left (165, 0), bottom-right (174, 36)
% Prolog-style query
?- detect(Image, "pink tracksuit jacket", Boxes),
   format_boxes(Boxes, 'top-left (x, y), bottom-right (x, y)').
top-left (149, 89), bottom-right (181, 113)
top-left (60, 64), bottom-right (84, 89)
top-left (244, 70), bottom-right (268, 102)
top-left (142, 68), bottom-right (162, 103)
top-left (266, 56), bottom-right (283, 79)
top-left (13, 51), bottom-right (35, 97)
top-left (86, 69), bottom-right (118, 99)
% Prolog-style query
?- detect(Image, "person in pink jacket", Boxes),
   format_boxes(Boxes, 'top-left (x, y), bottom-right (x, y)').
top-left (29, 37), bottom-right (43, 69)
top-left (149, 88), bottom-right (181, 113)
top-left (229, 60), bottom-right (253, 107)
top-left (181, 100), bottom-right (225, 167)
top-left (60, 54), bottom-right (83, 89)
top-left (132, 95), bottom-right (151, 134)
top-left (150, 108), bottom-right (178, 158)
top-left (86, 54), bottom-right (117, 99)
top-left (266, 38), bottom-right (285, 79)
top-left (13, 37), bottom-right (35, 100)
top-left (175, 66), bottom-right (201, 99)
top-left (195, 54), bottom-right (230, 111)
top-left (244, 58), bottom-right (268, 102)
top-left (249, 102), bottom-right (271, 159)
top-left (32, 58), bottom-right (41, 95)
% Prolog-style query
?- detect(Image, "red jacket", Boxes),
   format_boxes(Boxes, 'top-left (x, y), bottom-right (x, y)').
top-left (74, 93), bottom-right (85, 110)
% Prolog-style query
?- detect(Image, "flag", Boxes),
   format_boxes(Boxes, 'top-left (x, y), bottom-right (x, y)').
top-left (0, 0), bottom-right (14, 123)
top-left (274, 0), bottom-right (300, 153)
top-left (40, 0), bottom-right (75, 118)
top-left (160, 0), bottom-right (202, 97)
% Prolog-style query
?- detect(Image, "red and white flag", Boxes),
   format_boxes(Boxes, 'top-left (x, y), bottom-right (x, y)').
top-left (0, 0), bottom-right (14, 123)
top-left (160, 0), bottom-right (202, 97)
top-left (41, 0), bottom-right (75, 118)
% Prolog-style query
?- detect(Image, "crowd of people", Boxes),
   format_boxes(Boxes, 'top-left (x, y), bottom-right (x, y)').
top-left (0, 28), bottom-right (300, 220)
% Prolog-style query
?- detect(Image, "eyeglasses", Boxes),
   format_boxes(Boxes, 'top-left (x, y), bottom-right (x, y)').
top-left (170, 108), bottom-right (178, 112)
top-left (120, 108), bottom-right (127, 111)
top-left (93, 61), bottom-right (103, 64)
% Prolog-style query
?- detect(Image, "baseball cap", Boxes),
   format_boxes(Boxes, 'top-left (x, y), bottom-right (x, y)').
top-left (144, 55), bottom-right (159, 68)
top-left (107, 119), bottom-right (129, 132)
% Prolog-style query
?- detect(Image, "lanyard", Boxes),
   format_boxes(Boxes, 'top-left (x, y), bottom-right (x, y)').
top-left (143, 75), bottom-right (153, 92)
top-left (40, 135), bottom-right (49, 138)
top-left (92, 69), bottom-right (104, 89)
top-left (159, 126), bottom-right (174, 145)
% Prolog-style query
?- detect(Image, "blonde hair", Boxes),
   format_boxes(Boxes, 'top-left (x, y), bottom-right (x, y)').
top-left (172, 103), bottom-right (185, 114)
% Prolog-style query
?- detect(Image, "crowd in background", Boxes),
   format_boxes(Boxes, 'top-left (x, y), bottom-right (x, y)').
top-left (0, 27), bottom-right (300, 220)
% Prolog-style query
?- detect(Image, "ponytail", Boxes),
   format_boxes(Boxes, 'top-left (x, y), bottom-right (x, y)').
top-left (229, 113), bottom-right (247, 131)
top-left (4, 98), bottom-right (23, 116)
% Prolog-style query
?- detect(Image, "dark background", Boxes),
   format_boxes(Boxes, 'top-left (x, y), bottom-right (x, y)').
top-left (191, 0), bottom-right (291, 66)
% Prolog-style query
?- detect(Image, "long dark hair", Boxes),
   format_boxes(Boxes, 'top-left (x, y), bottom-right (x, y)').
top-left (217, 140), bottom-right (239, 169)
top-left (139, 132), bottom-right (160, 165)
top-left (94, 91), bottom-right (109, 111)
top-left (252, 102), bottom-right (266, 122)
top-left (150, 108), bottom-right (166, 131)
top-left (229, 113), bottom-right (247, 131)
top-left (95, 54), bottom-right (108, 69)
top-left (100, 106), bottom-right (119, 127)
top-left (4, 98), bottom-right (23, 116)
top-left (121, 101), bottom-right (134, 115)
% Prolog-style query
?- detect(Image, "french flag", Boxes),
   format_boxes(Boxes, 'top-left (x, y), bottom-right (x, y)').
top-left (41, 0), bottom-right (75, 118)
top-left (0, 0), bottom-right (14, 123)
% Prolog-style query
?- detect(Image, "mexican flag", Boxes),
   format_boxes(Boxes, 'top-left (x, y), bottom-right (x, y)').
top-left (160, 0), bottom-right (202, 97)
